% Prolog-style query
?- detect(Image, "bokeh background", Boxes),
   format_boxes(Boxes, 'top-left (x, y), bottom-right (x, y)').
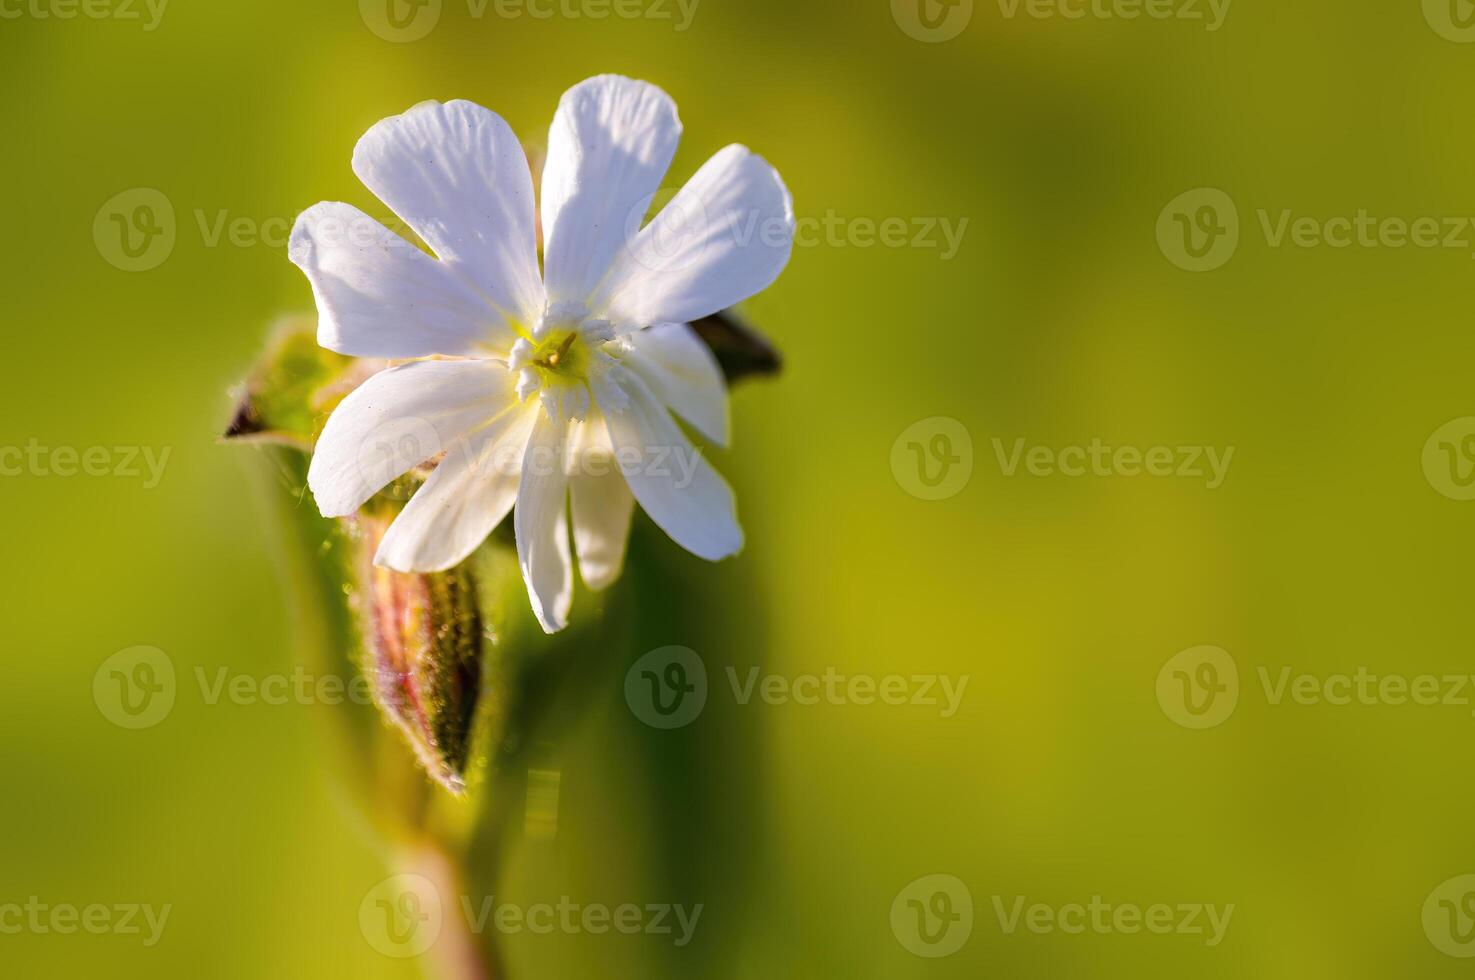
top-left (5, 0), bottom-right (1475, 976)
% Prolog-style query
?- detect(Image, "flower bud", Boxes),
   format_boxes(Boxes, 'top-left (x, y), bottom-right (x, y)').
top-left (354, 513), bottom-right (482, 795)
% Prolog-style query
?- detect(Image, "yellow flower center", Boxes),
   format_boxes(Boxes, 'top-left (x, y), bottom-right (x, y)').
top-left (529, 329), bottom-right (589, 385)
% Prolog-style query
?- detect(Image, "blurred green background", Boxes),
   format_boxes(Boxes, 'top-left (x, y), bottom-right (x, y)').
top-left (5, 0), bottom-right (1475, 976)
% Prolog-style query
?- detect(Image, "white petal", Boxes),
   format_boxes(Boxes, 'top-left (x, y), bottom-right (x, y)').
top-left (541, 75), bottom-right (681, 307)
top-left (564, 406), bottom-right (616, 464)
top-left (623, 322), bottom-right (730, 446)
top-left (591, 145), bottom-right (794, 332)
top-left (515, 410), bottom-right (574, 633)
top-left (567, 415), bottom-right (636, 590)
top-left (290, 202), bottom-right (503, 358)
top-left (374, 400), bottom-right (539, 573)
top-left (593, 370), bottom-right (742, 562)
top-left (353, 100), bottom-right (545, 335)
top-left (307, 359), bottom-right (510, 518)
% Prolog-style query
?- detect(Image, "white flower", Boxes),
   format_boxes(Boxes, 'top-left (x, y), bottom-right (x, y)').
top-left (289, 74), bottom-right (795, 633)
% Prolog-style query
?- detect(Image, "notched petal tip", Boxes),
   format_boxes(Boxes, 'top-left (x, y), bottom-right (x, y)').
top-left (350, 98), bottom-right (519, 177)
top-left (723, 142), bottom-right (798, 245)
top-left (562, 73), bottom-right (683, 128)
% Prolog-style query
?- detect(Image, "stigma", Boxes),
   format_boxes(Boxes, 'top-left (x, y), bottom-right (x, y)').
top-left (508, 304), bottom-right (625, 422)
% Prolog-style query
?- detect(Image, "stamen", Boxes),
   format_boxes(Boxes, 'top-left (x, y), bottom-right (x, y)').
top-left (539, 332), bottom-right (578, 369)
